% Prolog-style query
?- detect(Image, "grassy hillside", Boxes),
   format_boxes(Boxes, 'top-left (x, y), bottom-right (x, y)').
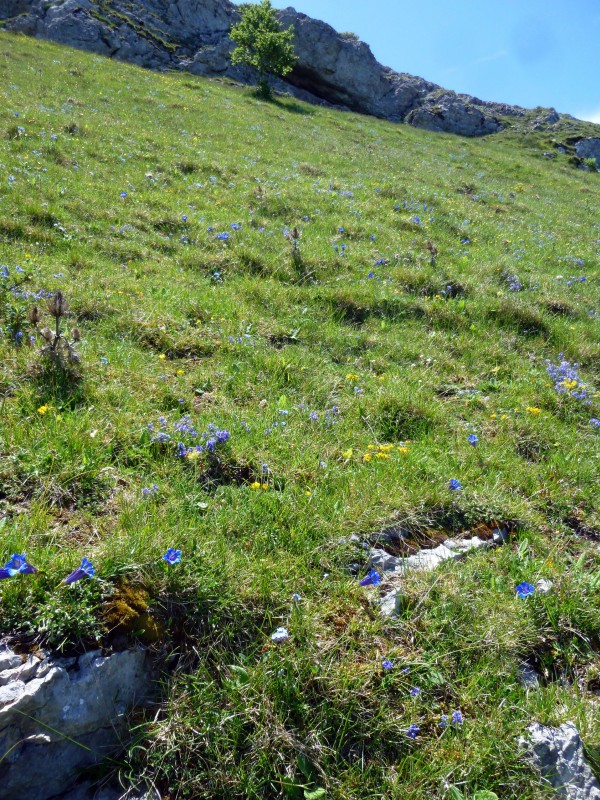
top-left (0, 32), bottom-right (599, 800)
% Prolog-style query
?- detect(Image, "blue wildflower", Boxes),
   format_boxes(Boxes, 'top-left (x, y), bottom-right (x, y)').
top-left (181, 215), bottom-right (187, 222)
top-left (231, 223), bottom-right (242, 230)
top-left (410, 687), bottom-right (420, 697)
top-left (271, 626), bottom-right (289, 643)
top-left (440, 714), bottom-right (448, 728)
top-left (448, 479), bottom-right (463, 491)
top-left (359, 568), bottom-right (381, 587)
top-left (590, 419), bottom-right (600, 429)
top-left (451, 710), bottom-right (464, 725)
top-left (0, 553), bottom-right (38, 579)
top-left (468, 434), bottom-right (479, 446)
top-left (64, 557), bottom-right (95, 584)
top-left (162, 548), bottom-right (182, 565)
top-left (216, 232), bottom-right (229, 241)
top-left (382, 659), bottom-right (394, 671)
top-left (291, 593), bottom-right (302, 602)
top-left (516, 582), bottom-right (535, 599)
top-left (120, 191), bottom-right (127, 199)
top-left (406, 724), bottom-right (420, 739)
top-left (309, 411), bottom-right (319, 421)
top-left (215, 429), bottom-right (230, 443)
top-left (368, 272), bottom-right (375, 279)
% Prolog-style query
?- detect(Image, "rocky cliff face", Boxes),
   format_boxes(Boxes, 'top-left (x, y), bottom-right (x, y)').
top-left (1, 0), bottom-right (562, 137)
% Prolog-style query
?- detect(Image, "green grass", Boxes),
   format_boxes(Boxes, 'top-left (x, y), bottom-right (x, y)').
top-left (0, 32), bottom-right (599, 800)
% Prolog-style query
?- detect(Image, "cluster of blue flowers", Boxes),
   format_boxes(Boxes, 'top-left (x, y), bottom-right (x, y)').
top-left (506, 274), bottom-right (523, 292)
top-left (148, 415), bottom-right (231, 458)
top-left (546, 356), bottom-right (591, 404)
top-left (1, 549), bottom-right (183, 586)
top-left (0, 553), bottom-right (95, 584)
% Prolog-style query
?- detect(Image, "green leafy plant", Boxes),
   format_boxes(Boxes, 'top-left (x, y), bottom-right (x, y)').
top-left (230, 0), bottom-right (297, 100)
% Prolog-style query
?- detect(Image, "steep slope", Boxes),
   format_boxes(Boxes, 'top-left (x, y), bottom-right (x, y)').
top-left (0, 0), bottom-right (568, 136)
top-left (0, 32), bottom-right (599, 800)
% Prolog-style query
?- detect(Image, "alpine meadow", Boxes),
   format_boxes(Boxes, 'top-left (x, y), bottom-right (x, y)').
top-left (0, 29), bottom-right (599, 800)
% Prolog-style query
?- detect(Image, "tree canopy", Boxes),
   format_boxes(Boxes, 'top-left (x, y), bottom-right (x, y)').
top-left (230, 0), bottom-right (297, 98)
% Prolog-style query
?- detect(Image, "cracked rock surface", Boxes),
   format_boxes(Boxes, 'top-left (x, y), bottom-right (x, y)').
top-left (520, 722), bottom-right (600, 800)
top-left (0, 646), bottom-right (149, 800)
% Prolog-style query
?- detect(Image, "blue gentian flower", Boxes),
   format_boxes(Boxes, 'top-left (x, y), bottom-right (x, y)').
top-left (382, 659), bottom-right (394, 671)
top-left (452, 710), bottom-right (464, 725)
top-left (468, 434), bottom-right (479, 446)
top-left (406, 724), bottom-right (420, 739)
top-left (516, 582), bottom-right (535, 599)
top-left (162, 548), bottom-right (182, 565)
top-left (0, 553), bottom-right (38, 579)
top-left (359, 568), bottom-right (381, 587)
top-left (181, 215), bottom-right (187, 222)
top-left (216, 232), bottom-right (229, 241)
top-left (410, 687), bottom-right (420, 697)
top-left (448, 479), bottom-right (463, 491)
top-left (120, 191), bottom-right (127, 199)
top-left (231, 223), bottom-right (242, 230)
top-left (64, 557), bottom-right (95, 584)
top-left (440, 714), bottom-right (448, 728)
top-left (309, 411), bottom-right (319, 421)
top-left (291, 593), bottom-right (302, 602)
top-left (590, 418), bottom-right (600, 429)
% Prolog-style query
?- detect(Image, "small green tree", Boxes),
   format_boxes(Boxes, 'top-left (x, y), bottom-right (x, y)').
top-left (230, 0), bottom-right (297, 100)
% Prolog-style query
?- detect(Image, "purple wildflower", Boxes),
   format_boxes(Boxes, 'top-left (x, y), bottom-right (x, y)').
top-left (64, 557), bottom-right (95, 584)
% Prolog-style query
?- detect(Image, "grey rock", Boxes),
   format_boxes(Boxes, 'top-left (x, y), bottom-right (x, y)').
top-left (0, 647), bottom-right (150, 800)
top-left (575, 138), bottom-right (600, 166)
top-left (536, 578), bottom-right (553, 594)
top-left (517, 663), bottom-right (541, 690)
top-left (370, 547), bottom-right (400, 572)
top-left (406, 91), bottom-right (502, 137)
top-left (0, 0), bottom-right (31, 20)
top-left (379, 588), bottom-right (403, 618)
top-left (520, 722), bottom-right (600, 799)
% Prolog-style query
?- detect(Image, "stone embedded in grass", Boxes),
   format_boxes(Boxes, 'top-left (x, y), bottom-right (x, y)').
top-left (520, 722), bottom-right (600, 800)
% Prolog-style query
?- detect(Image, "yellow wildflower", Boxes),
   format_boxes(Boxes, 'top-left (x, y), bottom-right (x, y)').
top-left (176, 369), bottom-right (185, 375)
top-left (397, 447), bottom-right (409, 454)
top-left (186, 450), bottom-right (200, 461)
top-left (250, 482), bottom-right (261, 490)
top-left (262, 484), bottom-right (269, 490)
top-left (367, 444), bottom-right (376, 450)
top-left (158, 354), bottom-right (167, 360)
top-left (378, 444), bottom-right (394, 451)
top-left (375, 452), bottom-right (390, 459)
top-left (341, 449), bottom-right (353, 459)
top-left (363, 454), bottom-right (372, 462)
top-left (37, 405), bottom-right (49, 414)
top-left (527, 407), bottom-right (541, 415)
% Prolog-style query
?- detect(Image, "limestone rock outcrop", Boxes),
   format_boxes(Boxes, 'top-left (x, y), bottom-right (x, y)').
top-left (0, 646), bottom-right (150, 800)
top-left (1, 0), bottom-right (547, 137)
top-left (520, 722), bottom-right (600, 800)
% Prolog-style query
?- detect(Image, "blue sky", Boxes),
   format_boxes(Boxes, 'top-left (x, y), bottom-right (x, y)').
top-left (236, 0), bottom-right (600, 122)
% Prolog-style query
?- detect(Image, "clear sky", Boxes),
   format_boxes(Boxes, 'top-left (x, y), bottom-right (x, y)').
top-left (234, 0), bottom-right (600, 122)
